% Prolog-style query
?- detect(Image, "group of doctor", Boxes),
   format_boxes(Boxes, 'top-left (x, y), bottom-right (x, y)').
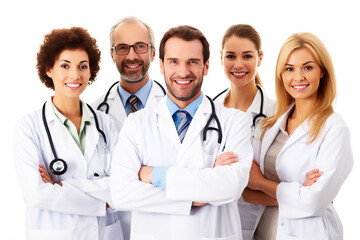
top-left (13, 16), bottom-right (353, 240)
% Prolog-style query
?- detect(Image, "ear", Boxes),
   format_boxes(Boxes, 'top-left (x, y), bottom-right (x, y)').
top-left (320, 69), bottom-right (325, 79)
top-left (220, 50), bottom-right (224, 65)
top-left (110, 49), bottom-right (116, 63)
top-left (203, 60), bottom-right (210, 76)
top-left (257, 53), bottom-right (264, 67)
top-left (159, 59), bottom-right (164, 75)
top-left (46, 67), bottom-right (53, 79)
top-left (150, 47), bottom-right (156, 62)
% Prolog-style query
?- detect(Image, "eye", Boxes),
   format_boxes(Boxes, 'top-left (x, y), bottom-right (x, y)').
top-left (285, 67), bottom-right (294, 72)
top-left (60, 64), bottom-right (69, 69)
top-left (225, 54), bottom-right (235, 59)
top-left (189, 60), bottom-right (198, 64)
top-left (304, 66), bottom-right (313, 71)
top-left (244, 54), bottom-right (252, 59)
top-left (79, 65), bottom-right (88, 70)
top-left (169, 60), bottom-right (177, 64)
top-left (136, 43), bottom-right (147, 49)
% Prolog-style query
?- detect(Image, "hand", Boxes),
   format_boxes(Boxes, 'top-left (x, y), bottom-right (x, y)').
top-left (303, 169), bottom-right (323, 186)
top-left (138, 166), bottom-right (154, 183)
top-left (39, 164), bottom-right (62, 186)
top-left (247, 161), bottom-right (265, 191)
top-left (213, 151), bottom-right (238, 167)
top-left (192, 202), bottom-right (208, 207)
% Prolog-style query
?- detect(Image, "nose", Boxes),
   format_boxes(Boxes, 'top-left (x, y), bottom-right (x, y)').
top-left (234, 57), bottom-right (244, 69)
top-left (294, 68), bottom-right (305, 81)
top-left (178, 62), bottom-right (190, 78)
top-left (126, 46), bottom-right (138, 60)
top-left (70, 68), bottom-right (81, 80)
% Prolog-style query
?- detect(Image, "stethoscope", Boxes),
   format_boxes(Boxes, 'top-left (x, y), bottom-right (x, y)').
top-left (203, 95), bottom-right (222, 144)
top-left (42, 102), bottom-right (107, 175)
top-left (213, 84), bottom-right (266, 130)
top-left (97, 80), bottom-right (166, 114)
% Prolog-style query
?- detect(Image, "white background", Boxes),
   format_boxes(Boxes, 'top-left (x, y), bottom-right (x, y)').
top-left (1, 0), bottom-right (359, 238)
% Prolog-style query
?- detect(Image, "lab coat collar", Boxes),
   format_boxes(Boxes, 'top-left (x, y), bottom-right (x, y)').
top-left (155, 95), bottom-right (212, 163)
top-left (259, 103), bottom-right (310, 172)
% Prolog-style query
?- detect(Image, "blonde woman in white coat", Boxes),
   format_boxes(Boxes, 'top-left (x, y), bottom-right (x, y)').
top-left (246, 32), bottom-right (353, 240)
top-left (13, 27), bottom-right (123, 240)
top-left (213, 24), bottom-right (275, 240)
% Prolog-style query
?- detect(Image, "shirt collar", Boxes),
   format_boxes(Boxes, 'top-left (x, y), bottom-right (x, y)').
top-left (117, 78), bottom-right (153, 106)
top-left (51, 100), bottom-right (91, 126)
top-left (166, 92), bottom-right (203, 118)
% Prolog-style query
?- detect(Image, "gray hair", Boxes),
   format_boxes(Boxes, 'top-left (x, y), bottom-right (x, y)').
top-left (109, 16), bottom-right (155, 49)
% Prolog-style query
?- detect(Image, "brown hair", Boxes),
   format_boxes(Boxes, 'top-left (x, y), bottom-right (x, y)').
top-left (222, 24), bottom-right (263, 87)
top-left (159, 25), bottom-right (210, 63)
top-left (36, 27), bottom-right (101, 89)
top-left (261, 32), bottom-right (336, 143)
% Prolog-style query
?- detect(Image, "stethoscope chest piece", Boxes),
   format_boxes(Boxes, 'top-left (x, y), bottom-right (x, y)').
top-left (50, 158), bottom-right (67, 175)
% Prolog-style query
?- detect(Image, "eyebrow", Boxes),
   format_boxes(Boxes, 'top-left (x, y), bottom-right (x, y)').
top-left (285, 61), bottom-right (315, 66)
top-left (166, 57), bottom-right (201, 61)
top-left (225, 50), bottom-right (255, 54)
top-left (58, 59), bottom-right (89, 63)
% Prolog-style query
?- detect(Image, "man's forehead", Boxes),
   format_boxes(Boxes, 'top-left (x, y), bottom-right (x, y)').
top-left (164, 37), bottom-right (203, 59)
top-left (114, 21), bottom-right (150, 44)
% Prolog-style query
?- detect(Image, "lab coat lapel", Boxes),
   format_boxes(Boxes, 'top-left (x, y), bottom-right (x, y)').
top-left (45, 99), bottom-right (87, 176)
top-left (280, 116), bottom-right (310, 154)
top-left (179, 97), bottom-right (210, 159)
top-left (83, 104), bottom-right (100, 164)
top-left (259, 104), bottom-right (294, 173)
top-left (145, 80), bottom-right (165, 110)
top-left (108, 90), bottom-right (127, 128)
top-left (156, 99), bottom-right (181, 149)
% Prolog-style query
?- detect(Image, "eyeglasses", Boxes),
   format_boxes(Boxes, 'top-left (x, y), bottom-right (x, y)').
top-left (112, 42), bottom-right (152, 55)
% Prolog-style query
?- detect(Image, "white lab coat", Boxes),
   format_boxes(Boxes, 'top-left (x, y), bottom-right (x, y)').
top-left (92, 80), bottom-right (165, 132)
top-left (92, 80), bottom-right (165, 240)
top-left (214, 86), bottom-right (275, 240)
top-left (251, 104), bottom-right (353, 240)
top-left (110, 96), bottom-right (253, 240)
top-left (13, 99), bottom-right (123, 240)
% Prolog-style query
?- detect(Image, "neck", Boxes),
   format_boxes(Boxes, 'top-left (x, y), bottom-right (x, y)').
top-left (52, 95), bottom-right (81, 119)
top-left (291, 97), bottom-right (317, 123)
top-left (170, 91), bottom-right (201, 109)
top-left (120, 74), bottom-right (149, 94)
top-left (225, 81), bottom-right (258, 111)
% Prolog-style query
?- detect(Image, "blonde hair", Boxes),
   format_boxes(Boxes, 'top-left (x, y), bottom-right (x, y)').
top-left (261, 32), bottom-right (336, 143)
top-left (221, 24), bottom-right (263, 87)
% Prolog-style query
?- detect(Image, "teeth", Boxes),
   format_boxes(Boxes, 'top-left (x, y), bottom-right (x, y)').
top-left (66, 83), bottom-right (80, 87)
top-left (292, 85), bottom-right (308, 89)
top-left (176, 80), bottom-right (191, 84)
top-left (233, 72), bottom-right (246, 76)
top-left (127, 64), bottom-right (140, 69)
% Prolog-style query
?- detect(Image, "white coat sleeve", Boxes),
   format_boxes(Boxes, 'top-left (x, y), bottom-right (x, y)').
top-left (110, 117), bottom-right (192, 215)
top-left (13, 116), bottom-right (106, 217)
top-left (165, 111), bottom-right (253, 205)
top-left (276, 119), bottom-right (353, 219)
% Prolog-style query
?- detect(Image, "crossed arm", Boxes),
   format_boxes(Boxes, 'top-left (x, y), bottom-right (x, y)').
top-left (243, 161), bottom-right (323, 206)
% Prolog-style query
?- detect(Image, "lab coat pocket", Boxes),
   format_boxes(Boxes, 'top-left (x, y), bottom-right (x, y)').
top-left (201, 234), bottom-right (240, 240)
top-left (101, 220), bottom-right (123, 239)
top-left (29, 228), bottom-right (76, 240)
top-left (131, 231), bottom-right (155, 240)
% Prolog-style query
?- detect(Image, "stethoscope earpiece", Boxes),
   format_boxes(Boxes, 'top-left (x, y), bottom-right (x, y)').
top-left (49, 158), bottom-right (67, 175)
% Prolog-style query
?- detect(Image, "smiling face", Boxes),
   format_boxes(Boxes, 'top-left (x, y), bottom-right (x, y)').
top-left (46, 49), bottom-right (90, 101)
top-left (221, 36), bottom-right (262, 88)
top-left (111, 21), bottom-right (155, 83)
top-left (160, 37), bottom-right (209, 108)
top-left (281, 48), bottom-right (324, 102)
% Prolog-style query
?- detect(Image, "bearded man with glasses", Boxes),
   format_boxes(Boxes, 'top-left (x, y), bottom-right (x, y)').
top-left (93, 17), bottom-right (166, 131)
top-left (92, 17), bottom-right (166, 240)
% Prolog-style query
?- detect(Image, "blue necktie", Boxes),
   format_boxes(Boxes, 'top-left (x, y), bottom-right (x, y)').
top-left (176, 110), bottom-right (190, 143)
top-left (128, 95), bottom-right (138, 113)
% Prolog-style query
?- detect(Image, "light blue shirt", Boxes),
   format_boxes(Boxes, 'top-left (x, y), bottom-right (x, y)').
top-left (117, 78), bottom-right (153, 116)
top-left (152, 93), bottom-right (203, 190)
